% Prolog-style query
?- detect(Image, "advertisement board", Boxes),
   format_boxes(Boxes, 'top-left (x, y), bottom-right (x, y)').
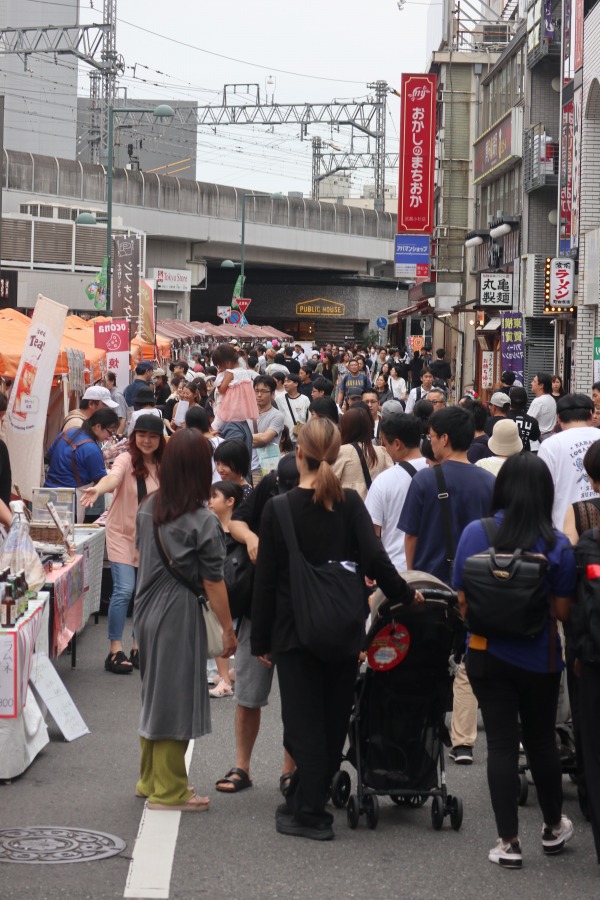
top-left (94, 318), bottom-right (130, 392)
top-left (397, 74), bottom-right (436, 234)
top-left (394, 234), bottom-right (430, 278)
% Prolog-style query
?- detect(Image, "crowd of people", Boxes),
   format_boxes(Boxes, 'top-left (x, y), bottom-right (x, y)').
top-left (3, 337), bottom-right (600, 862)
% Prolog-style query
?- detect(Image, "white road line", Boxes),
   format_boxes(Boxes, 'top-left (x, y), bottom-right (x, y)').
top-left (123, 739), bottom-right (195, 900)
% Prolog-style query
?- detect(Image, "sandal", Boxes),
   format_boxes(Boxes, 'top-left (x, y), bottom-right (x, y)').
top-left (209, 680), bottom-right (233, 699)
top-left (147, 792), bottom-right (210, 813)
top-left (104, 650), bottom-right (133, 674)
top-left (215, 768), bottom-right (253, 793)
top-left (279, 771), bottom-right (295, 797)
top-left (130, 649), bottom-right (140, 670)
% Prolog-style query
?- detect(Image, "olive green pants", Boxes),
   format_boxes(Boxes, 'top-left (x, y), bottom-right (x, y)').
top-left (137, 736), bottom-right (191, 805)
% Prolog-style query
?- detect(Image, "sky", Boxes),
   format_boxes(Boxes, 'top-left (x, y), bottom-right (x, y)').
top-left (69, 0), bottom-right (439, 196)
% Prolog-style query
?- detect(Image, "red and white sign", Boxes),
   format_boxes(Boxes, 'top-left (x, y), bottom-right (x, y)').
top-left (236, 298), bottom-right (252, 314)
top-left (550, 258), bottom-right (575, 308)
top-left (481, 351), bottom-right (494, 390)
top-left (398, 73), bottom-right (436, 234)
top-left (94, 318), bottom-right (130, 391)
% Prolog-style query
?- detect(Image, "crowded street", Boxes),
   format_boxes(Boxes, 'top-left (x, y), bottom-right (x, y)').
top-left (1, 621), bottom-right (599, 900)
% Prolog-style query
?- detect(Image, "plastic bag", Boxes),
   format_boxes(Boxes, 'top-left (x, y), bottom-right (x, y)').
top-left (0, 501), bottom-right (46, 592)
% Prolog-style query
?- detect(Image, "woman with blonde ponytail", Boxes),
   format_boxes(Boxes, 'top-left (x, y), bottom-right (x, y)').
top-left (251, 417), bottom-right (421, 841)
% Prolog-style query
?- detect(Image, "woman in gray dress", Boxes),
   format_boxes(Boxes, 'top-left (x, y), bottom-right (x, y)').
top-left (133, 428), bottom-right (237, 811)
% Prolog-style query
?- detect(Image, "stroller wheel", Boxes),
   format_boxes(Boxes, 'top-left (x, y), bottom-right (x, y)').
top-left (347, 794), bottom-right (360, 829)
top-left (518, 773), bottom-right (529, 806)
top-left (364, 794), bottom-right (379, 830)
top-left (431, 794), bottom-right (445, 830)
top-left (331, 770), bottom-right (351, 808)
top-left (448, 795), bottom-right (463, 831)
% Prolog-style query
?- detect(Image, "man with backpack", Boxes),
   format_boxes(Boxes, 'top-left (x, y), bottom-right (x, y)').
top-left (365, 412), bottom-right (427, 569)
top-left (399, 406), bottom-right (496, 765)
top-left (405, 368), bottom-right (435, 413)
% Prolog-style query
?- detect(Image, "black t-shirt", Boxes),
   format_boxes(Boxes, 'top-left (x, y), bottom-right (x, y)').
top-left (285, 358), bottom-right (301, 375)
top-left (484, 415), bottom-right (507, 437)
top-left (429, 360), bottom-right (452, 383)
top-left (507, 410), bottom-right (541, 452)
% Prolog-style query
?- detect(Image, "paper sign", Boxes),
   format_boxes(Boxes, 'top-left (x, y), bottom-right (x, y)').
top-left (29, 652), bottom-right (90, 741)
top-left (173, 400), bottom-right (189, 426)
top-left (256, 444), bottom-right (281, 476)
top-left (0, 632), bottom-right (17, 718)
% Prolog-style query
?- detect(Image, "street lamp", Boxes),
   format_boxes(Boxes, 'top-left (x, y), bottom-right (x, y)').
top-left (104, 104), bottom-right (174, 312)
top-left (221, 191), bottom-right (284, 293)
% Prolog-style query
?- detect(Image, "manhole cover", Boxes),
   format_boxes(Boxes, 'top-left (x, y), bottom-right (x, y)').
top-left (0, 827), bottom-right (126, 864)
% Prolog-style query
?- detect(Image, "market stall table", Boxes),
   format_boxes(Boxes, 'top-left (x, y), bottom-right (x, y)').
top-left (0, 593), bottom-right (50, 780)
top-left (72, 525), bottom-right (105, 629)
top-left (44, 556), bottom-right (85, 665)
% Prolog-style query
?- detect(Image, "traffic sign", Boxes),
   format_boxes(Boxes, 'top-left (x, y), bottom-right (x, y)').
top-left (217, 305), bottom-right (231, 321)
top-left (376, 316), bottom-right (388, 330)
top-left (228, 310), bottom-right (241, 324)
top-left (237, 298), bottom-right (252, 314)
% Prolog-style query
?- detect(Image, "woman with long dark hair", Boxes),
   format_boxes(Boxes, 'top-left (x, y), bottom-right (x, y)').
top-left (453, 454), bottom-right (577, 869)
top-left (133, 429), bottom-right (236, 811)
top-left (81, 415), bottom-right (166, 674)
top-left (251, 417), bottom-right (421, 841)
top-left (331, 405), bottom-right (389, 499)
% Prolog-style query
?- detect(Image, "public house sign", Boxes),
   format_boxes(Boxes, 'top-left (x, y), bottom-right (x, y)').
top-left (296, 299), bottom-right (345, 317)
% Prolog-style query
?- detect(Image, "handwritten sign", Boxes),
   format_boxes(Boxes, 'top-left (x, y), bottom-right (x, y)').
top-left (0, 633), bottom-right (17, 718)
top-left (30, 653), bottom-right (90, 741)
top-left (481, 351), bottom-right (494, 390)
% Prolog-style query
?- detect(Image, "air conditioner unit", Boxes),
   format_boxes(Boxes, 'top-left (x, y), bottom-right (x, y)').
top-left (480, 22), bottom-right (511, 45)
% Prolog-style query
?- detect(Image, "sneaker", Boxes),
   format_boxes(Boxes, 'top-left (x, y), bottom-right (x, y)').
top-left (488, 838), bottom-right (522, 868)
top-left (542, 815), bottom-right (573, 854)
top-left (275, 806), bottom-right (334, 841)
top-left (449, 745), bottom-right (473, 765)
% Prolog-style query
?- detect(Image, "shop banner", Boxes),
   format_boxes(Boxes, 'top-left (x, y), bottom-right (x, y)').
top-left (5, 294), bottom-right (67, 500)
top-left (139, 278), bottom-right (156, 346)
top-left (398, 74), bottom-right (436, 234)
top-left (112, 235), bottom-right (140, 337)
top-left (550, 257), bottom-right (575, 308)
top-left (481, 351), bottom-right (494, 390)
top-left (500, 311), bottom-right (525, 383)
top-left (94, 318), bottom-right (129, 392)
top-left (571, 88), bottom-right (582, 250)
top-left (560, 101), bottom-right (574, 254)
top-left (594, 338), bottom-right (600, 384)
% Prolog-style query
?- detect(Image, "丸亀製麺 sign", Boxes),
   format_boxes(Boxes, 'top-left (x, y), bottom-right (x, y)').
top-left (398, 74), bottom-right (436, 234)
top-left (550, 257), bottom-right (574, 308)
top-left (479, 274), bottom-right (513, 307)
top-left (296, 300), bottom-right (345, 317)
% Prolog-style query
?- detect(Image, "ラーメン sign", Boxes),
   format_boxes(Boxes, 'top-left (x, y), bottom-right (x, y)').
top-left (397, 74), bottom-right (436, 234)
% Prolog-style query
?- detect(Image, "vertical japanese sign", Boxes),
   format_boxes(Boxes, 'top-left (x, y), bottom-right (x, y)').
top-left (112, 235), bottom-right (141, 338)
top-left (94, 318), bottom-right (130, 392)
top-left (571, 88), bottom-right (583, 251)
top-left (549, 258), bottom-right (575, 308)
top-left (594, 338), bottom-right (600, 384)
top-left (398, 73), bottom-right (436, 234)
top-left (574, 0), bottom-right (584, 70)
top-left (481, 351), bottom-right (494, 390)
top-left (5, 295), bottom-right (67, 499)
top-left (139, 279), bottom-right (155, 345)
top-left (559, 101), bottom-right (574, 255)
top-left (500, 312), bottom-right (525, 384)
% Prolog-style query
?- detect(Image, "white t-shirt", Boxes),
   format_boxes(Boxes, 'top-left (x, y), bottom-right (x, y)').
top-left (389, 376), bottom-right (407, 401)
top-left (365, 457), bottom-right (428, 570)
top-left (275, 391), bottom-right (310, 434)
top-left (538, 426), bottom-right (600, 529)
top-left (528, 393), bottom-right (557, 438)
top-left (405, 386), bottom-right (430, 414)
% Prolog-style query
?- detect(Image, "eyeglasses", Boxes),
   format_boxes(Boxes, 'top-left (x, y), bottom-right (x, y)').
top-left (254, 388), bottom-right (272, 395)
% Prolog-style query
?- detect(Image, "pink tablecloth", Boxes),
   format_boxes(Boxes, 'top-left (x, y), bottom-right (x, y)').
top-left (44, 556), bottom-right (84, 656)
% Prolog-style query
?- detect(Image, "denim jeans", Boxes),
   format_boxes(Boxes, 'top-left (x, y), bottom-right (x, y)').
top-left (107, 562), bottom-right (137, 642)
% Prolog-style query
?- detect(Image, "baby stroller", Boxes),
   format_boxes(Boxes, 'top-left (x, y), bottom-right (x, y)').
top-left (331, 572), bottom-right (464, 832)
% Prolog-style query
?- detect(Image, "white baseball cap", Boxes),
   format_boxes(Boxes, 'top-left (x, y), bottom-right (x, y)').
top-left (82, 385), bottom-right (119, 408)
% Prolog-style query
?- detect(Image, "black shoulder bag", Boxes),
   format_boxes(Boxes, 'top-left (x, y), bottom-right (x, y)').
top-left (351, 442), bottom-right (372, 490)
top-left (462, 518), bottom-right (549, 640)
top-left (272, 494), bottom-right (369, 661)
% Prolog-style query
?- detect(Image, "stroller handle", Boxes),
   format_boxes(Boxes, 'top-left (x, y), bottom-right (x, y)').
top-left (419, 587), bottom-right (458, 604)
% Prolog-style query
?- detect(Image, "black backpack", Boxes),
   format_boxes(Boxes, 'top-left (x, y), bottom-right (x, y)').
top-left (572, 527), bottom-right (600, 665)
top-left (223, 534), bottom-right (254, 620)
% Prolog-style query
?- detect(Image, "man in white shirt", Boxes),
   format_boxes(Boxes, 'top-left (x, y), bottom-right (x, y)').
top-left (365, 411), bottom-right (427, 570)
top-left (275, 374), bottom-right (310, 440)
top-left (405, 369), bottom-right (434, 413)
top-left (528, 372), bottom-right (557, 445)
top-left (538, 393), bottom-right (599, 529)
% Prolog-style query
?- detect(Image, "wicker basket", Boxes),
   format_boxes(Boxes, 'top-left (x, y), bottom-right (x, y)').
top-left (30, 522), bottom-right (65, 543)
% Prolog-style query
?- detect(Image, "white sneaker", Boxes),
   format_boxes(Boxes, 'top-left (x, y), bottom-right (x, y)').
top-left (542, 815), bottom-right (573, 854)
top-left (488, 838), bottom-right (522, 868)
